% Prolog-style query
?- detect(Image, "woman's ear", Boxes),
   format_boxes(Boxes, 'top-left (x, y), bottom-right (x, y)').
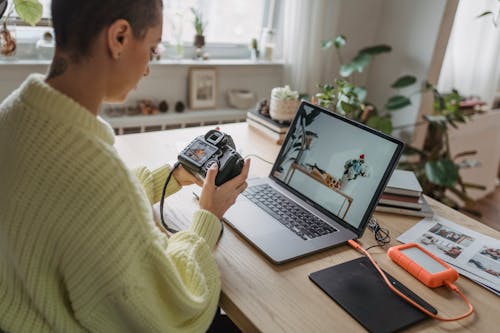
top-left (107, 19), bottom-right (132, 60)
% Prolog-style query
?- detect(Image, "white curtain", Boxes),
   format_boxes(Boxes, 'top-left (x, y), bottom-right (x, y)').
top-left (438, 0), bottom-right (500, 107)
top-left (282, 0), bottom-right (341, 96)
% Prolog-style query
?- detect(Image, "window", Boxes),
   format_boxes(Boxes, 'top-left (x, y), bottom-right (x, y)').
top-left (6, 0), bottom-right (278, 61)
top-left (163, 0), bottom-right (266, 45)
top-left (18, 0), bottom-right (268, 45)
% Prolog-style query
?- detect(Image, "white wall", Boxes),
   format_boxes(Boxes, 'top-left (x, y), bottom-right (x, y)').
top-left (364, 0), bottom-right (448, 139)
top-left (313, 0), bottom-right (448, 140)
top-left (0, 63), bottom-right (284, 110)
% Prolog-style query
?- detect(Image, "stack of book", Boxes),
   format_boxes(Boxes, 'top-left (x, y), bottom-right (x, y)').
top-left (246, 108), bottom-right (290, 144)
top-left (375, 169), bottom-right (434, 218)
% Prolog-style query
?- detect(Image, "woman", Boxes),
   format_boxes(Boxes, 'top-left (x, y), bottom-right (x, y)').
top-left (0, 0), bottom-right (249, 332)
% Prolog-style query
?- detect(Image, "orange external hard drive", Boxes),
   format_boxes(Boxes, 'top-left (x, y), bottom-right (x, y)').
top-left (388, 243), bottom-right (459, 288)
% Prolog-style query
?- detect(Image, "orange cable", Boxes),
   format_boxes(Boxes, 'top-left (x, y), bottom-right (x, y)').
top-left (347, 239), bottom-right (474, 322)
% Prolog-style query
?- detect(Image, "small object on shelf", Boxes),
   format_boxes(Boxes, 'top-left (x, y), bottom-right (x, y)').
top-left (175, 101), bottom-right (185, 113)
top-left (269, 85), bottom-right (300, 122)
top-left (257, 99), bottom-right (270, 117)
top-left (250, 37), bottom-right (259, 60)
top-left (227, 90), bottom-right (257, 110)
top-left (159, 100), bottom-right (169, 113)
top-left (138, 100), bottom-right (159, 115)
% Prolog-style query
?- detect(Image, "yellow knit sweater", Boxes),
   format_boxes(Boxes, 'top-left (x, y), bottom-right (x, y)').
top-left (0, 74), bottom-right (222, 333)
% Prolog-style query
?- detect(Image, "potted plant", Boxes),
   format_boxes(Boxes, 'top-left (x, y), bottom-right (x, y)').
top-left (190, 7), bottom-right (206, 49)
top-left (0, 0), bottom-right (43, 56)
top-left (269, 85), bottom-right (300, 122)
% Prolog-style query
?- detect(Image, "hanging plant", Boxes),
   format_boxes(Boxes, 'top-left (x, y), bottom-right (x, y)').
top-left (1, 0), bottom-right (43, 56)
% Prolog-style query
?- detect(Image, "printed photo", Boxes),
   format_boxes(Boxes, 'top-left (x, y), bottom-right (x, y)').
top-left (468, 255), bottom-right (500, 279)
top-left (189, 68), bottom-right (217, 109)
top-left (479, 246), bottom-right (500, 262)
top-left (428, 223), bottom-right (474, 247)
top-left (418, 233), bottom-right (463, 259)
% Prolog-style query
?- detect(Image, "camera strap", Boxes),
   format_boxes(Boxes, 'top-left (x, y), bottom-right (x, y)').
top-left (160, 162), bottom-right (181, 234)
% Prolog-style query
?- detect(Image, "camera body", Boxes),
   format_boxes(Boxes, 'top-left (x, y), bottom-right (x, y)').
top-left (178, 129), bottom-right (244, 186)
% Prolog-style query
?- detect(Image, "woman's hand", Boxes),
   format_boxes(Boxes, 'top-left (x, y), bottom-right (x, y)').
top-left (172, 165), bottom-right (204, 187)
top-left (199, 159), bottom-right (251, 219)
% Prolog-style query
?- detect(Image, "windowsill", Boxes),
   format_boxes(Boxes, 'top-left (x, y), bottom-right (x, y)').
top-left (0, 58), bottom-right (284, 66)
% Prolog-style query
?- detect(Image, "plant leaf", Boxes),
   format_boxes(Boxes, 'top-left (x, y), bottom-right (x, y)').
top-left (385, 95), bottom-right (411, 110)
top-left (334, 35), bottom-right (346, 49)
top-left (340, 64), bottom-right (355, 77)
top-left (340, 101), bottom-right (357, 114)
top-left (391, 75), bottom-right (417, 88)
top-left (359, 44), bottom-right (392, 55)
top-left (321, 39), bottom-right (334, 49)
top-left (477, 11), bottom-right (493, 18)
top-left (351, 53), bottom-right (372, 72)
top-left (353, 86), bottom-right (367, 102)
top-left (424, 159), bottom-right (459, 187)
top-left (14, 0), bottom-right (43, 26)
top-left (366, 115), bottom-right (392, 134)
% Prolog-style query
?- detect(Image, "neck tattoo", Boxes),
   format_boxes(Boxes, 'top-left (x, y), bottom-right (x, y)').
top-left (47, 56), bottom-right (68, 79)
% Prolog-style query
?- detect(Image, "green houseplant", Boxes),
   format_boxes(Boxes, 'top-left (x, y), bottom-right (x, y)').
top-left (190, 7), bottom-right (206, 49)
top-left (318, 35), bottom-right (417, 134)
top-left (1, 0), bottom-right (43, 56)
top-left (399, 84), bottom-right (485, 215)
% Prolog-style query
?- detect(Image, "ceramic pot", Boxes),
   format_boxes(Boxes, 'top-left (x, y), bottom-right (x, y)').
top-left (194, 35), bottom-right (205, 48)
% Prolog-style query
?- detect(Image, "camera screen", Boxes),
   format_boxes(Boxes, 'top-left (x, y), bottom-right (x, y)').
top-left (185, 140), bottom-right (218, 166)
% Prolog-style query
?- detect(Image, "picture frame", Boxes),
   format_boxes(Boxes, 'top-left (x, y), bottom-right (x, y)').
top-left (188, 67), bottom-right (217, 110)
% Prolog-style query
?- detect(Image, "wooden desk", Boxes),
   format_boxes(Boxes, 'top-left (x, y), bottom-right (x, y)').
top-left (115, 122), bottom-right (499, 333)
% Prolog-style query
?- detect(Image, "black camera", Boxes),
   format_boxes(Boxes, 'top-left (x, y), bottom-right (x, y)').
top-left (178, 129), bottom-right (244, 186)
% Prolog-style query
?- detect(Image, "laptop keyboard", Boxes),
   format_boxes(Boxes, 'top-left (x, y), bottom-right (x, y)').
top-left (242, 184), bottom-right (337, 240)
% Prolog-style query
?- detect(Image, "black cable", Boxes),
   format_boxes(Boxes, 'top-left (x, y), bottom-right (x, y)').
top-left (160, 162), bottom-right (181, 234)
top-left (367, 216), bottom-right (391, 247)
top-left (243, 154), bottom-right (273, 165)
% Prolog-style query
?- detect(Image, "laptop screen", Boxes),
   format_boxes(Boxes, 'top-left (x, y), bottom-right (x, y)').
top-left (271, 101), bottom-right (403, 235)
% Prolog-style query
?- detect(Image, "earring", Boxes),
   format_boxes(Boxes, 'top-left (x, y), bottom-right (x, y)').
top-left (116, 52), bottom-right (121, 60)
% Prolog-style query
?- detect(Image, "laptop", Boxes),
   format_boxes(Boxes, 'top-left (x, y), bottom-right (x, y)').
top-left (220, 101), bottom-right (402, 264)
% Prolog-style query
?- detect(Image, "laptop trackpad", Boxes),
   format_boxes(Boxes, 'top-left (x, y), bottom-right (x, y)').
top-left (224, 199), bottom-right (286, 236)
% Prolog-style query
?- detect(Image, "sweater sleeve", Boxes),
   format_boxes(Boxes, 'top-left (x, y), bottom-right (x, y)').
top-left (133, 164), bottom-right (182, 204)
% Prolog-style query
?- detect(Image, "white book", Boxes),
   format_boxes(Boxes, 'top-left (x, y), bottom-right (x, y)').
top-left (385, 169), bottom-right (423, 197)
top-left (376, 197), bottom-right (433, 218)
top-left (247, 118), bottom-right (286, 145)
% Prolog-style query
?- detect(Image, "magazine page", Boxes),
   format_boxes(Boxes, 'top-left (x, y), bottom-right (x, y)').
top-left (398, 215), bottom-right (499, 294)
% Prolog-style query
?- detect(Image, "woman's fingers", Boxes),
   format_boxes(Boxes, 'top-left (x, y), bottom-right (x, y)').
top-left (204, 163), bottom-right (218, 190)
top-left (223, 159), bottom-right (251, 189)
